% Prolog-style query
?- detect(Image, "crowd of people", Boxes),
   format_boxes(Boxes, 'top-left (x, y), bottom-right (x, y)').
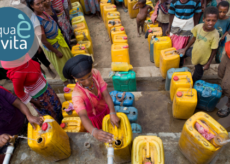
top-left (0, 0), bottom-right (230, 162)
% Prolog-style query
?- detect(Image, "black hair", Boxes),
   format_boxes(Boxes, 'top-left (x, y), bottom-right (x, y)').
top-left (138, 0), bottom-right (146, 4)
top-left (218, 1), bottom-right (229, 9)
top-left (203, 6), bottom-right (219, 19)
top-left (26, 0), bottom-right (34, 11)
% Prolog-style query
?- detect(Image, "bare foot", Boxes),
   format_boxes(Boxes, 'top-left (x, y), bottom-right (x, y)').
top-left (48, 68), bottom-right (56, 79)
top-left (138, 33), bottom-right (141, 37)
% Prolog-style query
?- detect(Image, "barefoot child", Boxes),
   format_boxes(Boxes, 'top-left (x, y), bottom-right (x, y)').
top-left (178, 6), bottom-right (219, 83)
top-left (214, 1), bottom-right (230, 63)
top-left (133, 0), bottom-right (153, 36)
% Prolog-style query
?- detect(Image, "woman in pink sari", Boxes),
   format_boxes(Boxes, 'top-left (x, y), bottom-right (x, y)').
top-left (63, 55), bottom-right (120, 143)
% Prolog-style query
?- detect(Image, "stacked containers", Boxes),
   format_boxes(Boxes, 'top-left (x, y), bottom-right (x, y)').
top-left (64, 84), bottom-right (76, 101)
top-left (147, 27), bottom-right (163, 50)
top-left (105, 11), bottom-right (120, 27)
top-left (103, 113), bottom-right (133, 163)
top-left (62, 100), bottom-right (79, 117)
top-left (179, 112), bottom-right (228, 164)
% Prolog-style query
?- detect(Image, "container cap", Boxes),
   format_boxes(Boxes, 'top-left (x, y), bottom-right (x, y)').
top-left (148, 29), bottom-right (152, 33)
top-left (60, 123), bottom-right (66, 128)
top-left (173, 76), bottom-right (179, 81)
top-left (123, 36), bottom-right (127, 40)
top-left (123, 45), bottom-right (129, 48)
top-left (177, 91), bottom-right (183, 97)
top-left (120, 27), bottom-right (124, 31)
top-left (145, 162), bottom-right (152, 164)
top-left (42, 122), bottom-right (48, 131)
top-left (81, 46), bottom-right (85, 50)
top-left (113, 5), bottom-right (116, 8)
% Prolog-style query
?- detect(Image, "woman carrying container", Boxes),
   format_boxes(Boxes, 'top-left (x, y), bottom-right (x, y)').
top-left (63, 55), bottom-right (120, 142)
top-left (27, 0), bottom-right (73, 85)
top-left (1, 55), bottom-right (63, 124)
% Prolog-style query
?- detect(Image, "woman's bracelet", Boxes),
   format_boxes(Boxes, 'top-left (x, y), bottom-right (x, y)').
top-left (91, 128), bottom-right (97, 137)
top-left (110, 112), bottom-right (116, 115)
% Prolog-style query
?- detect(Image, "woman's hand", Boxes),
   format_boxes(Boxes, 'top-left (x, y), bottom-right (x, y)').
top-left (56, 51), bottom-right (64, 58)
top-left (177, 48), bottom-right (186, 57)
top-left (110, 114), bottom-right (120, 128)
top-left (0, 134), bottom-right (11, 147)
top-left (203, 63), bottom-right (210, 70)
top-left (93, 129), bottom-right (114, 143)
top-left (27, 116), bottom-right (44, 130)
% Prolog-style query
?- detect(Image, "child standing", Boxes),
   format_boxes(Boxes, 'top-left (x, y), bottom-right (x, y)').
top-left (214, 1), bottom-right (230, 63)
top-left (178, 6), bottom-right (219, 83)
top-left (133, 0), bottom-right (153, 36)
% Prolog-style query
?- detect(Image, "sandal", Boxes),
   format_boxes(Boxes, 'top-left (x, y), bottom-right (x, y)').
top-left (217, 105), bottom-right (230, 118)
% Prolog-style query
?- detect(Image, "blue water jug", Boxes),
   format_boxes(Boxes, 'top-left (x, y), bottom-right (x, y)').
top-left (114, 106), bottom-right (138, 123)
top-left (115, 0), bottom-right (123, 2)
top-left (110, 91), bottom-right (134, 106)
top-left (70, 12), bottom-right (84, 21)
top-left (165, 67), bottom-right (191, 91)
top-left (131, 123), bottom-right (142, 133)
top-left (194, 80), bottom-right (222, 112)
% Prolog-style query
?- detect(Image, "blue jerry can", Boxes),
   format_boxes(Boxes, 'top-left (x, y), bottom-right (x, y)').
top-left (165, 67), bottom-right (191, 91)
top-left (115, 0), bottom-right (123, 2)
top-left (114, 106), bottom-right (138, 123)
top-left (149, 37), bottom-right (158, 63)
top-left (110, 91), bottom-right (134, 106)
top-left (131, 123), bottom-right (142, 133)
top-left (70, 12), bottom-right (84, 21)
top-left (194, 80), bottom-right (222, 112)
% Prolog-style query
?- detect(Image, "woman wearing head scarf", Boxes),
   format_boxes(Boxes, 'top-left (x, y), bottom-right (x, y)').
top-left (27, 0), bottom-right (73, 85)
top-left (63, 55), bottom-right (120, 143)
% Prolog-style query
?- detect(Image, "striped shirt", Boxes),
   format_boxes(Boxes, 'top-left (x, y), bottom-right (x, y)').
top-left (51, 0), bottom-right (64, 16)
top-left (168, 0), bottom-right (202, 20)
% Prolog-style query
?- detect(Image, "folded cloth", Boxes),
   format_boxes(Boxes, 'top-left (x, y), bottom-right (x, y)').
top-left (64, 103), bottom-right (74, 112)
top-left (195, 122), bottom-right (215, 141)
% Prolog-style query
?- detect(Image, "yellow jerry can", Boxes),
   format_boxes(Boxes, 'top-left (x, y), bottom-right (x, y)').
top-left (100, 1), bottom-right (111, 21)
top-left (73, 22), bottom-right (88, 31)
top-left (103, 112), bottom-right (133, 163)
top-left (78, 40), bottom-right (94, 55)
top-left (27, 115), bottom-right (71, 162)
top-left (128, 0), bottom-right (139, 18)
top-left (62, 100), bottom-right (79, 118)
top-left (64, 84), bottom-right (75, 101)
top-left (112, 34), bottom-right (128, 44)
top-left (160, 47), bottom-right (180, 77)
top-left (111, 43), bottom-right (130, 64)
top-left (111, 62), bottom-right (133, 72)
top-left (71, 2), bottom-right (83, 12)
top-left (71, 0), bottom-right (79, 3)
top-left (103, 5), bottom-right (117, 22)
top-left (170, 72), bottom-right (193, 101)
top-left (107, 19), bottom-right (122, 36)
top-left (124, 0), bottom-right (128, 7)
top-left (61, 117), bottom-right (85, 132)
top-left (151, 37), bottom-right (172, 68)
top-left (71, 44), bottom-right (87, 56)
top-left (105, 11), bottom-right (121, 27)
top-left (69, 8), bottom-right (83, 15)
top-left (79, 0), bottom-right (91, 14)
top-left (146, 0), bottom-right (153, 4)
top-left (72, 16), bottom-right (87, 27)
top-left (179, 112), bottom-right (228, 164)
top-left (111, 26), bottom-right (126, 42)
top-left (144, 21), bottom-right (158, 33)
top-left (75, 29), bottom-right (92, 42)
top-left (147, 27), bottom-right (163, 49)
top-left (132, 136), bottom-right (164, 164)
top-left (172, 88), bottom-right (197, 119)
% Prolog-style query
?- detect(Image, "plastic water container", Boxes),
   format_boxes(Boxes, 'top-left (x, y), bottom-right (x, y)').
top-left (77, 40), bottom-right (94, 55)
top-left (165, 67), bottom-right (191, 91)
top-left (62, 101), bottom-right (79, 118)
top-left (105, 11), bottom-right (120, 27)
top-left (70, 12), bottom-right (84, 21)
top-left (147, 27), bottom-right (163, 51)
top-left (100, 1), bottom-right (111, 21)
top-left (144, 21), bottom-right (158, 33)
top-left (111, 62), bottom-right (133, 72)
top-left (103, 5), bottom-right (117, 22)
top-left (160, 48), bottom-right (180, 78)
top-left (70, 7), bottom-right (83, 15)
top-left (27, 115), bottom-right (71, 162)
top-left (115, 106), bottom-right (138, 122)
top-left (110, 91), bottom-right (135, 106)
top-left (71, 44), bottom-right (87, 56)
top-left (150, 36), bottom-right (172, 66)
top-left (107, 19), bottom-right (122, 36)
top-left (112, 34), bottom-right (128, 44)
top-left (179, 112), bottom-right (228, 164)
top-left (124, 0), bottom-right (128, 7)
top-left (75, 29), bottom-right (92, 42)
top-left (172, 88), bottom-right (198, 119)
top-left (72, 16), bottom-right (86, 26)
top-left (73, 22), bottom-right (88, 31)
top-left (71, 2), bottom-right (83, 11)
top-left (103, 113), bottom-right (132, 163)
top-left (64, 84), bottom-right (75, 101)
top-left (194, 80), bottom-right (222, 112)
top-left (132, 136), bottom-right (164, 164)
top-left (170, 72), bottom-right (193, 101)
top-left (61, 117), bottom-right (85, 133)
top-left (131, 123), bottom-right (142, 133)
top-left (111, 43), bottom-right (130, 64)
top-left (112, 70), bottom-right (137, 91)
top-left (111, 26), bottom-right (126, 41)
top-left (128, 0), bottom-right (139, 18)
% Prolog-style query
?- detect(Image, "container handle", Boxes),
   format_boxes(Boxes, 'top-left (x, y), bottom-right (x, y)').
top-left (185, 76), bottom-right (193, 97)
